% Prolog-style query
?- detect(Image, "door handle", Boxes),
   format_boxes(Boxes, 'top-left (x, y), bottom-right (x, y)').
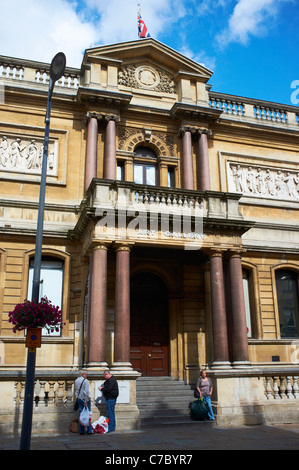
top-left (148, 353), bottom-right (151, 358)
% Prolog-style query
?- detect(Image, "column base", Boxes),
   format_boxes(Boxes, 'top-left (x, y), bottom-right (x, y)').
top-left (232, 361), bottom-right (252, 369)
top-left (210, 361), bottom-right (232, 370)
top-left (110, 362), bottom-right (133, 372)
top-left (86, 362), bottom-right (109, 371)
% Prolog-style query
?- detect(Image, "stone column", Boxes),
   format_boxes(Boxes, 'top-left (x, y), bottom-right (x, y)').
top-left (103, 115), bottom-right (118, 180)
top-left (113, 244), bottom-right (132, 370)
top-left (84, 114), bottom-right (98, 193)
top-left (228, 251), bottom-right (251, 368)
top-left (181, 127), bottom-right (194, 190)
top-left (88, 245), bottom-right (109, 368)
top-left (209, 250), bottom-right (231, 368)
top-left (197, 130), bottom-right (211, 191)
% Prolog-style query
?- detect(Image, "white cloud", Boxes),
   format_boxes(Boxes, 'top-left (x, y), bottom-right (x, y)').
top-left (0, 0), bottom-right (189, 67)
top-left (216, 0), bottom-right (288, 48)
top-left (0, 0), bottom-right (98, 67)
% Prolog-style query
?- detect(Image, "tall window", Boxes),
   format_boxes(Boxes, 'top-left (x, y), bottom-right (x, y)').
top-left (275, 269), bottom-right (299, 338)
top-left (243, 269), bottom-right (253, 337)
top-left (168, 167), bottom-right (175, 188)
top-left (27, 256), bottom-right (64, 336)
top-left (134, 146), bottom-right (157, 186)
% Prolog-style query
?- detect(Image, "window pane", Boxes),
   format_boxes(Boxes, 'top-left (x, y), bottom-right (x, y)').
top-left (146, 166), bottom-right (156, 185)
top-left (276, 270), bottom-right (299, 338)
top-left (117, 162), bottom-right (124, 181)
top-left (168, 168), bottom-right (175, 188)
top-left (28, 258), bottom-right (63, 336)
top-left (134, 164), bottom-right (143, 184)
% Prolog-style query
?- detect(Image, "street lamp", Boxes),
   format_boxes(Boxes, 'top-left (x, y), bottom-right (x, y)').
top-left (19, 52), bottom-right (66, 451)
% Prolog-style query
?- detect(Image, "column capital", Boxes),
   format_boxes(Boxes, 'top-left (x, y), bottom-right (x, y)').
top-left (206, 247), bottom-right (227, 258)
top-left (178, 125), bottom-right (197, 136)
top-left (227, 248), bottom-right (246, 259)
top-left (93, 243), bottom-right (110, 252)
top-left (104, 114), bottom-right (120, 123)
top-left (114, 242), bottom-right (134, 253)
top-left (86, 111), bottom-right (103, 122)
top-left (197, 128), bottom-right (213, 137)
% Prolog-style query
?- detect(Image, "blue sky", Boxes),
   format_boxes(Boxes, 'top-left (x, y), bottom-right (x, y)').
top-left (0, 0), bottom-right (298, 105)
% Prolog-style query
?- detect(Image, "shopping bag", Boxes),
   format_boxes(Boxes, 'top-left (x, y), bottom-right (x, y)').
top-left (69, 419), bottom-right (79, 433)
top-left (92, 416), bottom-right (109, 434)
top-left (190, 398), bottom-right (209, 421)
top-left (79, 406), bottom-right (92, 427)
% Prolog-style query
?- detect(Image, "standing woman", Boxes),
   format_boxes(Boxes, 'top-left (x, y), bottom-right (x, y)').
top-left (196, 371), bottom-right (215, 420)
top-left (75, 370), bottom-right (92, 434)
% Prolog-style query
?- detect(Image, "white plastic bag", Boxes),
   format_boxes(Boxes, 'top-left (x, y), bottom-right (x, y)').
top-left (80, 406), bottom-right (92, 427)
top-left (92, 416), bottom-right (109, 434)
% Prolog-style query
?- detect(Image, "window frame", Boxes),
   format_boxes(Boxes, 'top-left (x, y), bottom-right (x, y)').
top-left (274, 268), bottom-right (299, 339)
top-left (22, 249), bottom-right (70, 337)
top-left (133, 146), bottom-right (159, 186)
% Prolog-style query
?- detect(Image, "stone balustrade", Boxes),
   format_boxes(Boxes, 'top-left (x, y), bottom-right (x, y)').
top-left (209, 92), bottom-right (299, 127)
top-left (87, 179), bottom-right (244, 221)
top-left (11, 371), bottom-right (299, 409)
top-left (264, 375), bottom-right (299, 400)
top-left (14, 379), bottom-right (75, 408)
top-left (1, 55), bottom-right (298, 129)
top-left (0, 57), bottom-right (80, 89)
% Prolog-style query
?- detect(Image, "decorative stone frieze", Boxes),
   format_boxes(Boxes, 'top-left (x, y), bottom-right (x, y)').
top-left (118, 64), bottom-right (175, 94)
top-left (228, 162), bottom-right (299, 202)
top-left (0, 134), bottom-right (57, 175)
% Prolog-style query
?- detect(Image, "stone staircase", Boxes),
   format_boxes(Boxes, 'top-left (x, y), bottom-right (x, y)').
top-left (136, 376), bottom-right (196, 427)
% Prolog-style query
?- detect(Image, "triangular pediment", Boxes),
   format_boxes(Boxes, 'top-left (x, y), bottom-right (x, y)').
top-left (83, 38), bottom-right (213, 83)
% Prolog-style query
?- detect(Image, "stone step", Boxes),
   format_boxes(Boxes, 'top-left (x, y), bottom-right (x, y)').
top-left (136, 377), bottom-right (196, 426)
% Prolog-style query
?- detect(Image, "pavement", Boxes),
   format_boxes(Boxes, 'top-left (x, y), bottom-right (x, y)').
top-left (1, 421), bottom-right (299, 456)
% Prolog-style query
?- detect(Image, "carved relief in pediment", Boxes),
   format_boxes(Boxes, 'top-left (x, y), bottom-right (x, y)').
top-left (118, 64), bottom-right (175, 94)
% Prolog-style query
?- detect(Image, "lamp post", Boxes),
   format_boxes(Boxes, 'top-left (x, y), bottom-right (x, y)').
top-left (19, 52), bottom-right (66, 451)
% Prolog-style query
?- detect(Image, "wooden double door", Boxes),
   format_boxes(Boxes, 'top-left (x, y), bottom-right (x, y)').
top-left (130, 272), bottom-right (169, 376)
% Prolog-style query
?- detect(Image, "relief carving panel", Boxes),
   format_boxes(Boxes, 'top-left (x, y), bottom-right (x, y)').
top-left (0, 135), bottom-right (57, 176)
top-left (228, 162), bottom-right (299, 202)
top-left (118, 64), bottom-right (175, 94)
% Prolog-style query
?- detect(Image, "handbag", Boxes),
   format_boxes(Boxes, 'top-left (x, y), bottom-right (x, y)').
top-left (74, 378), bottom-right (86, 410)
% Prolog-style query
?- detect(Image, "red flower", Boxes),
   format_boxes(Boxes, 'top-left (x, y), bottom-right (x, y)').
top-left (8, 297), bottom-right (63, 334)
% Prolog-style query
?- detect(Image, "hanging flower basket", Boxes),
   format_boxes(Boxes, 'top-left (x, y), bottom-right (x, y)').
top-left (8, 297), bottom-right (63, 334)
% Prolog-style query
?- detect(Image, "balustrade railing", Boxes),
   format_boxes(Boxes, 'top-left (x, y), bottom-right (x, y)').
top-left (134, 186), bottom-right (203, 210)
top-left (209, 92), bottom-right (298, 127)
top-left (263, 375), bottom-right (299, 400)
top-left (0, 58), bottom-right (79, 89)
top-left (11, 372), bottom-right (299, 409)
top-left (14, 379), bottom-right (75, 407)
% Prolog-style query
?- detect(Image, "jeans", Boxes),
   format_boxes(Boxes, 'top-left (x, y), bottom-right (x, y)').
top-left (106, 398), bottom-right (117, 432)
top-left (203, 396), bottom-right (215, 420)
top-left (77, 399), bottom-right (92, 434)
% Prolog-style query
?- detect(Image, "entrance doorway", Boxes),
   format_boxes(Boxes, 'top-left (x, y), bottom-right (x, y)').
top-left (130, 272), bottom-right (169, 376)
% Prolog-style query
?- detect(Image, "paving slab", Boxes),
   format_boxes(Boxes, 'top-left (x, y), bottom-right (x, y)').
top-left (1, 422), bottom-right (299, 456)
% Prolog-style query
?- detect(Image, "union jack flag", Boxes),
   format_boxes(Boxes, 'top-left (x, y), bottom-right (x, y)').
top-left (138, 6), bottom-right (151, 38)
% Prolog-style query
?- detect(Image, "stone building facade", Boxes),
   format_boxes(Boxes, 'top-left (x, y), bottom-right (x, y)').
top-left (1, 38), bottom-right (299, 432)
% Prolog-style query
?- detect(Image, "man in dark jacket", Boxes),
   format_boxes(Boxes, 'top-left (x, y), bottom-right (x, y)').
top-left (98, 370), bottom-right (119, 432)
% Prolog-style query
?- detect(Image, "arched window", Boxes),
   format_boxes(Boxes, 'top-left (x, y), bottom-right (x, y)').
top-left (27, 256), bottom-right (64, 336)
top-left (275, 269), bottom-right (299, 338)
top-left (134, 146), bottom-right (158, 186)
